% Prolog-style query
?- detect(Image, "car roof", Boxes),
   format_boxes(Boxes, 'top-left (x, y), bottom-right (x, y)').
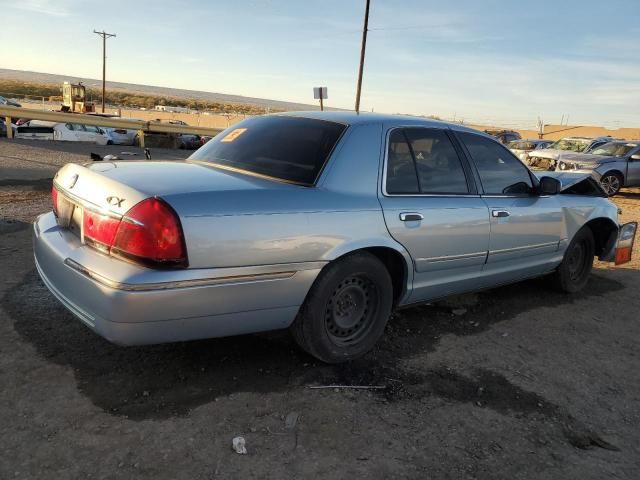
top-left (599, 140), bottom-right (639, 146)
top-left (273, 110), bottom-right (484, 135)
top-left (562, 136), bottom-right (621, 141)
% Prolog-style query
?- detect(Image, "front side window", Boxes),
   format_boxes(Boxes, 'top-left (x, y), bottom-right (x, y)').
top-left (189, 116), bottom-right (346, 185)
top-left (591, 142), bottom-right (638, 157)
top-left (386, 128), bottom-right (469, 194)
top-left (459, 132), bottom-right (533, 195)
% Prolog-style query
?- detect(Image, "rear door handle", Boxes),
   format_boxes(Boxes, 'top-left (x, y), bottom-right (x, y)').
top-left (492, 210), bottom-right (510, 218)
top-left (399, 212), bottom-right (424, 222)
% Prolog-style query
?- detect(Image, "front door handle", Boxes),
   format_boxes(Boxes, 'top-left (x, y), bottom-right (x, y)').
top-left (399, 212), bottom-right (424, 222)
top-left (492, 210), bottom-right (510, 218)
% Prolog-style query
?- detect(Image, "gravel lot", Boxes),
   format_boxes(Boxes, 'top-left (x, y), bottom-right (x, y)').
top-left (1, 138), bottom-right (639, 479)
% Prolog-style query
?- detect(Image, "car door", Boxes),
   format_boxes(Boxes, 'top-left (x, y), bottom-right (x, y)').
top-left (82, 125), bottom-right (99, 142)
top-left (624, 145), bottom-right (640, 186)
top-left (378, 127), bottom-right (491, 303)
top-left (456, 131), bottom-right (564, 280)
top-left (65, 123), bottom-right (86, 142)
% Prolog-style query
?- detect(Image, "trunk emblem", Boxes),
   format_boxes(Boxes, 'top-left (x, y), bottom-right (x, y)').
top-left (67, 174), bottom-right (79, 189)
top-left (107, 196), bottom-right (125, 207)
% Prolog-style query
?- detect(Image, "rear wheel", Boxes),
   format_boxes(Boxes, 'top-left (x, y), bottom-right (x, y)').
top-left (552, 227), bottom-right (595, 293)
top-left (290, 252), bottom-right (393, 363)
top-left (600, 171), bottom-right (623, 196)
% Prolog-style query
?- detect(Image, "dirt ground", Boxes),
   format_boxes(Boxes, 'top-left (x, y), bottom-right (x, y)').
top-left (1, 138), bottom-right (639, 479)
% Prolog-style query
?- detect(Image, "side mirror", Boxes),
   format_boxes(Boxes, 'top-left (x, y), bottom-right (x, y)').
top-left (630, 154), bottom-right (640, 161)
top-left (538, 176), bottom-right (561, 195)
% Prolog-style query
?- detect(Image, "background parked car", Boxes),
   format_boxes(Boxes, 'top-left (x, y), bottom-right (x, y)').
top-left (556, 140), bottom-right (640, 196)
top-left (528, 136), bottom-right (620, 170)
top-left (16, 121), bottom-right (110, 145)
top-left (0, 95), bottom-right (21, 107)
top-left (484, 129), bottom-right (521, 144)
top-left (0, 118), bottom-right (17, 137)
top-left (507, 139), bottom-right (553, 164)
top-left (179, 134), bottom-right (202, 149)
top-left (104, 127), bottom-right (137, 145)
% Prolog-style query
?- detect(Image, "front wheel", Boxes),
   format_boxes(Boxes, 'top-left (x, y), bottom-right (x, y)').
top-left (600, 171), bottom-right (623, 196)
top-left (552, 227), bottom-right (595, 293)
top-left (290, 252), bottom-right (393, 363)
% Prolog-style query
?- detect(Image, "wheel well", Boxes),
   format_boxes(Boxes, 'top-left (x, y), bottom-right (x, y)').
top-left (584, 217), bottom-right (618, 257)
top-left (602, 169), bottom-right (624, 181)
top-left (360, 247), bottom-right (408, 306)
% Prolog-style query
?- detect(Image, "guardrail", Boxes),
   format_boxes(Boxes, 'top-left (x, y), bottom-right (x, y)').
top-left (0, 105), bottom-right (225, 146)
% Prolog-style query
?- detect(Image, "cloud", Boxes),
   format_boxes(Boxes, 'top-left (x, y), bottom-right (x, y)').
top-left (8, 0), bottom-right (75, 17)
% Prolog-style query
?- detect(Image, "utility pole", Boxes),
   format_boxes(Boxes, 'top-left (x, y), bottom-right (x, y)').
top-left (93, 30), bottom-right (116, 113)
top-left (354, 0), bottom-right (370, 113)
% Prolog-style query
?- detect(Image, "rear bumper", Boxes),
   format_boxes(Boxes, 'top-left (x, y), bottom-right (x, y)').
top-left (33, 212), bottom-right (323, 345)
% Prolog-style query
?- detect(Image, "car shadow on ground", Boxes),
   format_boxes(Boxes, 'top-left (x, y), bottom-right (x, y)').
top-left (617, 190), bottom-right (640, 200)
top-left (2, 257), bottom-right (624, 423)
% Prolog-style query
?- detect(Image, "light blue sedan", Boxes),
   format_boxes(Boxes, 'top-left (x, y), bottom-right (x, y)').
top-left (34, 112), bottom-right (637, 363)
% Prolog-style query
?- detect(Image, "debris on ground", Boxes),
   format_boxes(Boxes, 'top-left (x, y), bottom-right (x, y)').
top-left (232, 436), bottom-right (247, 455)
top-left (308, 385), bottom-right (386, 390)
top-left (285, 412), bottom-right (299, 429)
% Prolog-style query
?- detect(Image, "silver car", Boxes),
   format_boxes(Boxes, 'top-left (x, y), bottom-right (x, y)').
top-left (556, 141), bottom-right (640, 196)
top-left (34, 112), bottom-right (637, 363)
top-left (528, 136), bottom-right (619, 170)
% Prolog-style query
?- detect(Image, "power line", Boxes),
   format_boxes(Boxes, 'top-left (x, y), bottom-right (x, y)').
top-left (93, 30), bottom-right (116, 113)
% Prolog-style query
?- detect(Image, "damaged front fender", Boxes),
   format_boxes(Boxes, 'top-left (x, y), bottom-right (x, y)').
top-left (535, 171), bottom-right (607, 197)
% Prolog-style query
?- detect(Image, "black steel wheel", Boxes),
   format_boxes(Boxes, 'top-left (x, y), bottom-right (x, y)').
top-left (324, 275), bottom-right (378, 346)
top-left (291, 252), bottom-right (393, 363)
top-left (552, 227), bottom-right (595, 293)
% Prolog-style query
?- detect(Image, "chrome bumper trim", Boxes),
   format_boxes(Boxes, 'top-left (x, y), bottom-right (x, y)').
top-left (63, 258), bottom-right (298, 291)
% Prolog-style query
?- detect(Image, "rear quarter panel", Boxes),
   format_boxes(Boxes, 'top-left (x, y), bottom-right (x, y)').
top-left (166, 122), bottom-right (412, 270)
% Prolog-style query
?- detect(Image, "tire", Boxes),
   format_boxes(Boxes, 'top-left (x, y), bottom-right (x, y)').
top-left (600, 171), bottom-right (623, 196)
top-left (552, 227), bottom-right (595, 293)
top-left (290, 252), bottom-right (393, 363)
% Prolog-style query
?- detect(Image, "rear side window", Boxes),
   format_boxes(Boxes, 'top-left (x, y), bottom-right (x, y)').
top-left (189, 116), bottom-right (346, 185)
top-left (386, 128), bottom-right (469, 194)
top-left (386, 130), bottom-right (419, 194)
top-left (459, 132), bottom-right (533, 195)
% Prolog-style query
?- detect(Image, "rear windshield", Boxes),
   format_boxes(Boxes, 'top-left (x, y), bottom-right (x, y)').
top-left (189, 116), bottom-right (347, 185)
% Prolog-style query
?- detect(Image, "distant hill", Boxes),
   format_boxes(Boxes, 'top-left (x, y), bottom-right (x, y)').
top-left (0, 68), bottom-right (325, 112)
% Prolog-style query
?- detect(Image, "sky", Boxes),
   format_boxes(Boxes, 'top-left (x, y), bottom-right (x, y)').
top-left (0, 0), bottom-right (639, 128)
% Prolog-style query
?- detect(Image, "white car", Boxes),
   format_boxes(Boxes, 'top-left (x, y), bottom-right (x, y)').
top-left (104, 127), bottom-right (137, 145)
top-left (16, 121), bottom-right (110, 145)
top-left (507, 139), bottom-right (553, 164)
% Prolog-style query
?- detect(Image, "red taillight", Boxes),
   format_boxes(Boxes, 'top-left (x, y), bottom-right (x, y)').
top-left (83, 210), bottom-right (120, 252)
top-left (111, 198), bottom-right (187, 267)
top-left (52, 185), bottom-right (59, 216)
top-left (73, 197), bottom-right (187, 268)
